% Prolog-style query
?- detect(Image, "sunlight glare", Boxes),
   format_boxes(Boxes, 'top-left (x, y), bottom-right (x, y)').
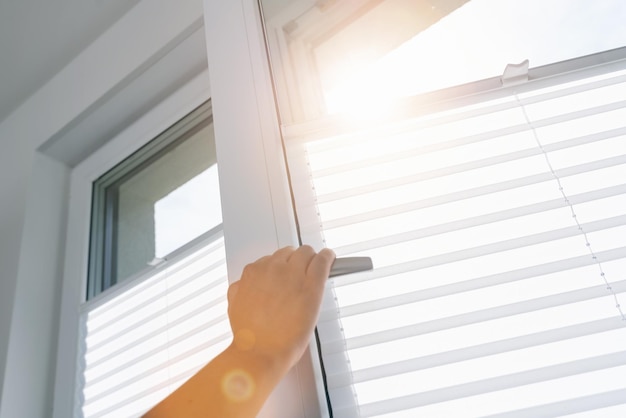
top-left (322, 0), bottom-right (626, 115)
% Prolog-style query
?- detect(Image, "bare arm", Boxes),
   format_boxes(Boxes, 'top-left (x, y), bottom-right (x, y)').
top-left (143, 245), bottom-right (335, 417)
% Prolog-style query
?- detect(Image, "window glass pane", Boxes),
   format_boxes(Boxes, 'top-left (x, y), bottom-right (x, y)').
top-left (89, 103), bottom-right (221, 296)
top-left (154, 164), bottom-right (221, 257)
top-left (114, 124), bottom-right (220, 278)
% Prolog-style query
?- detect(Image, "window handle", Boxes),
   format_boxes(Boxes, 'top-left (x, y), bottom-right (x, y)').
top-left (329, 257), bottom-right (373, 277)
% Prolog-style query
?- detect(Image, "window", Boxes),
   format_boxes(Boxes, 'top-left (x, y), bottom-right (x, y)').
top-left (78, 101), bottom-right (231, 417)
top-left (47, 1), bottom-right (625, 417)
top-left (87, 101), bottom-right (222, 298)
top-left (260, 0), bottom-right (626, 416)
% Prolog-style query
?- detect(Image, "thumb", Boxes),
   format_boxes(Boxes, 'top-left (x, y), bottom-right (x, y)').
top-left (307, 248), bottom-right (336, 282)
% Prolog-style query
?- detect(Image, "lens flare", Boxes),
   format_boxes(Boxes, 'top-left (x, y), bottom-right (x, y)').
top-left (222, 369), bottom-right (255, 402)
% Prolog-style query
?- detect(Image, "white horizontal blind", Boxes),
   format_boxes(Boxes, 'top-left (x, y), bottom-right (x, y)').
top-left (78, 230), bottom-right (232, 418)
top-left (286, 59), bottom-right (626, 417)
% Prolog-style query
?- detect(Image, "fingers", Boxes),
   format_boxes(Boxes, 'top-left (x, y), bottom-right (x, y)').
top-left (242, 245), bottom-right (334, 284)
top-left (287, 245), bottom-right (316, 273)
top-left (272, 246), bottom-right (296, 262)
top-left (247, 247), bottom-right (295, 271)
top-left (306, 248), bottom-right (335, 282)
top-left (241, 247), bottom-right (293, 280)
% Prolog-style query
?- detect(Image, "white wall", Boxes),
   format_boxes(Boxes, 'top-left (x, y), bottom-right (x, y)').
top-left (0, 154), bottom-right (70, 418)
top-left (0, 108), bottom-right (37, 414)
top-left (0, 1), bottom-right (206, 416)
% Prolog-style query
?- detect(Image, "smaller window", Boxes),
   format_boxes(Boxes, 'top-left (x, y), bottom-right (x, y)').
top-left (88, 101), bottom-right (222, 298)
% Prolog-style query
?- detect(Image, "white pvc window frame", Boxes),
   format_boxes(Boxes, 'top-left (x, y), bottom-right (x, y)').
top-left (202, 0), bottom-right (330, 416)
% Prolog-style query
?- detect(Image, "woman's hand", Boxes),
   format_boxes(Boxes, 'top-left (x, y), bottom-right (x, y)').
top-left (227, 246), bottom-right (336, 371)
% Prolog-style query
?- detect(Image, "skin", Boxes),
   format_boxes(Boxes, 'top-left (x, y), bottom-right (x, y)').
top-left (143, 245), bottom-right (336, 418)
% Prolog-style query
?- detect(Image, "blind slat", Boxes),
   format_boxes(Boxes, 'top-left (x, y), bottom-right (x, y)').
top-left (327, 317), bottom-right (626, 388)
top-left (482, 389), bottom-right (626, 418)
top-left (87, 258), bottom-right (226, 335)
top-left (85, 309), bottom-right (228, 383)
top-left (333, 246), bottom-right (626, 292)
top-left (354, 352), bottom-right (626, 417)
top-left (321, 159), bottom-right (626, 230)
top-left (332, 185), bottom-right (626, 255)
top-left (84, 331), bottom-right (231, 406)
top-left (86, 279), bottom-right (227, 357)
top-left (331, 216), bottom-right (625, 288)
top-left (321, 281), bottom-right (626, 354)
top-left (310, 123), bottom-right (626, 179)
top-left (316, 152), bottom-right (626, 204)
top-left (323, 255), bottom-right (626, 320)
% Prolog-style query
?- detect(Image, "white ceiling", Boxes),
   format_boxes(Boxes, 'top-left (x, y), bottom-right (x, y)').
top-left (0, 0), bottom-right (141, 124)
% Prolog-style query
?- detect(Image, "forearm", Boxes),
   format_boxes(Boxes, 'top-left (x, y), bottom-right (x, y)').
top-left (143, 343), bottom-right (289, 418)
top-left (143, 246), bottom-right (334, 417)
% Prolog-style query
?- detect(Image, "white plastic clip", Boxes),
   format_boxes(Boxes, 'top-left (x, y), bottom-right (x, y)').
top-left (147, 257), bottom-right (165, 267)
top-left (501, 59), bottom-right (529, 86)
